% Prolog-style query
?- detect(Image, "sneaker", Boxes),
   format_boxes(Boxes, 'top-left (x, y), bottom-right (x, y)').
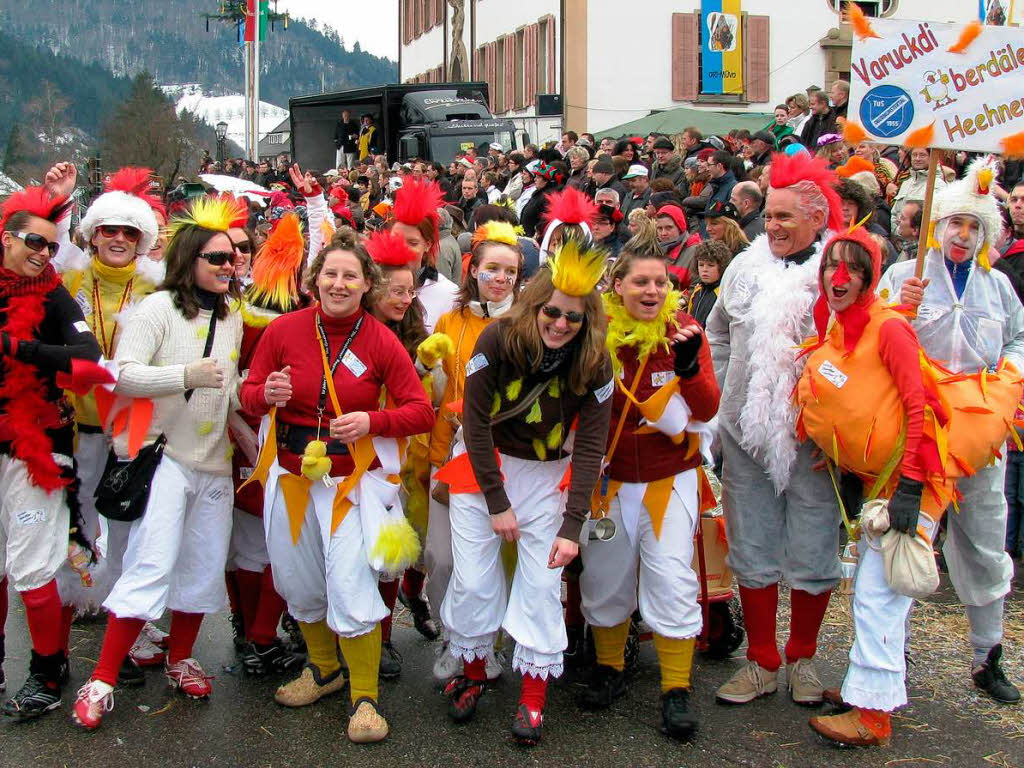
top-left (444, 675), bottom-right (485, 723)
top-left (379, 641), bottom-right (403, 680)
top-left (348, 696), bottom-right (389, 743)
top-left (810, 707), bottom-right (892, 747)
top-left (71, 679), bottom-right (115, 730)
top-left (715, 661), bottom-right (778, 704)
top-left (229, 613), bottom-right (246, 652)
top-left (660, 687), bottom-right (698, 740)
top-left (972, 644), bottom-right (1021, 704)
top-left (511, 703), bottom-right (543, 746)
top-left (485, 648), bottom-right (503, 681)
top-left (787, 658), bottom-right (825, 705)
top-left (398, 586), bottom-right (440, 640)
top-left (118, 657), bottom-right (146, 687)
top-left (57, 651), bottom-right (70, 687)
top-left (2, 674), bottom-right (61, 720)
top-left (578, 664), bottom-right (627, 710)
top-left (129, 634), bottom-right (166, 667)
top-left (432, 642), bottom-right (461, 683)
top-left (141, 622), bottom-right (169, 649)
top-left (280, 613), bottom-right (306, 654)
top-left (241, 641), bottom-right (305, 677)
top-left (165, 658), bottom-right (213, 699)
top-left (274, 663), bottom-right (347, 707)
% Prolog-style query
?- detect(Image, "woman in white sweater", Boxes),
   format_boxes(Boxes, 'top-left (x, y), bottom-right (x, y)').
top-left (72, 197), bottom-right (245, 730)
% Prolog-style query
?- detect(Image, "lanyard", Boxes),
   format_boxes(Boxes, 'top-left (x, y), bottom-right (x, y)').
top-left (315, 313), bottom-right (363, 418)
top-left (92, 278), bottom-right (133, 358)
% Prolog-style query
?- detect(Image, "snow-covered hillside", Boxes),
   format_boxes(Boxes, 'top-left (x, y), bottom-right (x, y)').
top-left (0, 172), bottom-right (23, 196)
top-left (161, 84), bottom-right (288, 150)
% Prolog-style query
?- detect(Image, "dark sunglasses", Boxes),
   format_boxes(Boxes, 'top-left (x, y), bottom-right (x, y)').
top-left (541, 304), bottom-right (584, 324)
top-left (97, 224), bottom-right (142, 243)
top-left (197, 251), bottom-right (234, 266)
top-left (230, 239), bottom-right (252, 254)
top-left (12, 231), bottom-right (60, 257)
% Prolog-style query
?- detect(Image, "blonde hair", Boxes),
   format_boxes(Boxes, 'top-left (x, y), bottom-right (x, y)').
top-left (710, 216), bottom-right (750, 256)
top-left (303, 226), bottom-right (381, 307)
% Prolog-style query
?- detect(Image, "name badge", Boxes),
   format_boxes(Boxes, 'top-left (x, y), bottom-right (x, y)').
top-left (594, 379), bottom-right (614, 403)
top-left (651, 370), bottom-right (674, 388)
top-left (342, 350), bottom-right (367, 378)
top-left (74, 290), bottom-right (92, 316)
top-left (73, 320), bottom-right (91, 334)
top-left (465, 353), bottom-right (489, 376)
top-left (818, 360), bottom-right (848, 389)
top-left (239, 467), bottom-right (254, 480)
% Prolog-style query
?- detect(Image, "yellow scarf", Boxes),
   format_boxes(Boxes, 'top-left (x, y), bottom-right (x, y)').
top-left (603, 290), bottom-right (681, 376)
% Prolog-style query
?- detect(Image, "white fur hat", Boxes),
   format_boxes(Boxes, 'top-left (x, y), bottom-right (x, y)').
top-left (79, 190), bottom-right (159, 256)
top-left (930, 156), bottom-right (1003, 268)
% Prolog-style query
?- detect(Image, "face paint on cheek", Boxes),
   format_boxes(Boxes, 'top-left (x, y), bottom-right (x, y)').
top-left (477, 270), bottom-right (495, 283)
top-left (830, 260), bottom-right (852, 287)
top-left (345, 282), bottom-right (360, 291)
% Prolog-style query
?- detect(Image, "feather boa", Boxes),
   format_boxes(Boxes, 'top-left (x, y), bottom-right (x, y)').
top-left (736, 236), bottom-right (825, 493)
top-left (603, 290), bottom-right (682, 376)
top-left (0, 265), bottom-right (68, 492)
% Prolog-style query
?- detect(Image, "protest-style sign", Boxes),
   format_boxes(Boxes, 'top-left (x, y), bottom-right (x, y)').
top-left (847, 18), bottom-right (1024, 153)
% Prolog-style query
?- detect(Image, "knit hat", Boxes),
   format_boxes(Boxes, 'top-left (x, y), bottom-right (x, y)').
top-left (652, 137), bottom-right (675, 151)
top-left (929, 155), bottom-right (1003, 270)
top-left (697, 148), bottom-right (716, 162)
top-left (751, 131), bottom-right (777, 147)
top-left (80, 168), bottom-right (161, 255)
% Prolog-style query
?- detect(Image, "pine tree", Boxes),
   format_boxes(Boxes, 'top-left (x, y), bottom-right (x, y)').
top-left (3, 122), bottom-right (36, 184)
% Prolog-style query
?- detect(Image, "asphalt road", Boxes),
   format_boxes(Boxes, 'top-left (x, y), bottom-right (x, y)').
top-left (2, 574), bottom-right (1022, 768)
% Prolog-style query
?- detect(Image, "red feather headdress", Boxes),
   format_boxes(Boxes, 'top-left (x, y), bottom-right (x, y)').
top-left (105, 166), bottom-right (166, 218)
top-left (393, 179), bottom-right (443, 236)
top-left (0, 186), bottom-right (69, 231)
top-left (769, 151), bottom-right (844, 232)
top-left (541, 187), bottom-right (598, 228)
top-left (366, 229), bottom-right (416, 267)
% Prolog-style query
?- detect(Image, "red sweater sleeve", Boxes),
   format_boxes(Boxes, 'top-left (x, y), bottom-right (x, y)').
top-left (239, 317), bottom-right (282, 418)
top-left (878, 317), bottom-right (926, 482)
top-left (678, 336), bottom-right (720, 423)
top-left (367, 330), bottom-right (436, 437)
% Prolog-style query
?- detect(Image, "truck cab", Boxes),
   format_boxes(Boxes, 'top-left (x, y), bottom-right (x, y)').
top-left (394, 90), bottom-right (517, 164)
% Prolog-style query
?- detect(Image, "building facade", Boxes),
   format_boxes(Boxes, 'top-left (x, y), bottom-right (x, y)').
top-left (398, 0), bottom-right (978, 139)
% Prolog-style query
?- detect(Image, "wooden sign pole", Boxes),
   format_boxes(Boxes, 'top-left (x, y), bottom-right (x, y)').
top-left (913, 149), bottom-right (944, 280)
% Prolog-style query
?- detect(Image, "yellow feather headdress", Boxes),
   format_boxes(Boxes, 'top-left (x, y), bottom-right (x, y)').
top-left (167, 195), bottom-right (240, 239)
top-left (547, 236), bottom-right (607, 297)
top-left (471, 221), bottom-right (519, 249)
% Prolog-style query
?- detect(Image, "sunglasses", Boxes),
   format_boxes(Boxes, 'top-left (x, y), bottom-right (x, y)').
top-left (12, 231), bottom-right (60, 257)
top-left (97, 224), bottom-right (142, 243)
top-left (541, 304), bottom-right (584, 324)
top-left (197, 251), bottom-right (234, 266)
top-left (230, 239), bottom-right (252, 254)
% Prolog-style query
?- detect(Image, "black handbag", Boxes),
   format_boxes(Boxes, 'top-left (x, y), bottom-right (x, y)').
top-left (95, 308), bottom-right (218, 522)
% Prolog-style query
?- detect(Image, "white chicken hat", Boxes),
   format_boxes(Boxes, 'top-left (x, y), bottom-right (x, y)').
top-left (929, 155), bottom-right (1003, 270)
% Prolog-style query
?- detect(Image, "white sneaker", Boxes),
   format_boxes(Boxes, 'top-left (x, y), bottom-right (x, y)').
top-left (72, 680), bottom-right (115, 730)
top-left (141, 622), bottom-right (169, 648)
top-left (485, 648), bottom-right (503, 681)
top-left (129, 634), bottom-right (166, 667)
top-left (432, 642), bottom-right (461, 683)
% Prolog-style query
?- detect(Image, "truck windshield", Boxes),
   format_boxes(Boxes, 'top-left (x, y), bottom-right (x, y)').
top-left (429, 131), bottom-right (514, 164)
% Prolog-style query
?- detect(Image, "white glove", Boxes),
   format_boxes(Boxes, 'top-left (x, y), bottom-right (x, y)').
top-left (184, 358), bottom-right (224, 390)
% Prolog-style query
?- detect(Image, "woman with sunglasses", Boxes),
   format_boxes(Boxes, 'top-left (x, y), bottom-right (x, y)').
top-left (72, 197), bottom-right (245, 730)
top-left (437, 235), bottom-right (612, 745)
top-left (46, 165), bottom-right (171, 675)
top-left (424, 221), bottom-right (523, 683)
top-left (237, 228), bottom-right (432, 743)
top-left (0, 187), bottom-right (102, 720)
top-left (578, 231), bottom-right (719, 741)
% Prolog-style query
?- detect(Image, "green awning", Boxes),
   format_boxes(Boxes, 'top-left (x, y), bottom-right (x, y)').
top-left (595, 106), bottom-right (775, 140)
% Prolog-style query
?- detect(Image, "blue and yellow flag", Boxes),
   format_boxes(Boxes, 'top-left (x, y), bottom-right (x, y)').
top-left (701, 0), bottom-right (744, 95)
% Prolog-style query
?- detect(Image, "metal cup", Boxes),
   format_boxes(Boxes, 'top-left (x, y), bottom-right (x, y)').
top-left (588, 517), bottom-right (616, 542)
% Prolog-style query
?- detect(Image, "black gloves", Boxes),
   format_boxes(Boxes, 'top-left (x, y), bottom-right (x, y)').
top-left (673, 334), bottom-right (702, 379)
top-left (888, 477), bottom-right (923, 535)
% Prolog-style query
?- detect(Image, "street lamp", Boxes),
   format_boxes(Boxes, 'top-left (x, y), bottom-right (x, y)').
top-left (216, 120), bottom-right (229, 164)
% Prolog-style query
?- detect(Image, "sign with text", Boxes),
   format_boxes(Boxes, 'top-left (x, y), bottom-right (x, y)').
top-left (848, 18), bottom-right (1024, 153)
top-left (701, 0), bottom-right (744, 95)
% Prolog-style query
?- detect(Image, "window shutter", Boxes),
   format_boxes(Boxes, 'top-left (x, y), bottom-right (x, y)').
top-left (505, 37), bottom-right (516, 113)
top-left (743, 15), bottom-right (770, 103)
top-left (403, 0), bottom-right (412, 45)
top-left (526, 24), bottom-right (538, 107)
top-left (475, 47), bottom-right (484, 83)
top-left (487, 43), bottom-right (497, 112)
top-left (671, 13), bottom-right (699, 101)
top-left (546, 19), bottom-right (556, 93)
top-left (435, 0), bottom-right (444, 27)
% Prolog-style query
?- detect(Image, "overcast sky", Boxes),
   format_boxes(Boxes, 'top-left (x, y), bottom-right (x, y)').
top-left (276, 1), bottom-right (399, 60)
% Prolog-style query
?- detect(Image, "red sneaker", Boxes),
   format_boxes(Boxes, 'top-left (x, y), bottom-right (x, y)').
top-left (511, 703), bottom-right (543, 745)
top-left (165, 658), bottom-right (213, 699)
top-left (71, 680), bottom-right (115, 730)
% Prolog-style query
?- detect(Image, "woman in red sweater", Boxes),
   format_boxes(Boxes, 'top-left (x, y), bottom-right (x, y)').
top-left (579, 234), bottom-right (720, 740)
top-left (239, 229), bottom-right (434, 744)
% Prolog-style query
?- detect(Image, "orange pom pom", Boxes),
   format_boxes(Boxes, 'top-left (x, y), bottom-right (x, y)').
top-left (847, 3), bottom-right (880, 41)
top-left (948, 21), bottom-right (982, 54)
top-left (843, 121), bottom-right (868, 146)
top-left (903, 122), bottom-right (935, 149)
top-left (1000, 131), bottom-right (1024, 160)
top-left (836, 156), bottom-right (875, 178)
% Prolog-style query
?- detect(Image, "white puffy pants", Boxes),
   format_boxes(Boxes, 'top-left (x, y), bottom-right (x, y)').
top-left (423, 477), bottom-right (453, 626)
top-left (0, 454), bottom-right (70, 591)
top-left (263, 462), bottom-right (387, 638)
top-left (227, 508), bottom-right (270, 572)
top-left (441, 454), bottom-right (569, 679)
top-left (842, 515), bottom-right (937, 712)
top-left (580, 471), bottom-right (702, 639)
top-left (103, 456), bottom-right (233, 621)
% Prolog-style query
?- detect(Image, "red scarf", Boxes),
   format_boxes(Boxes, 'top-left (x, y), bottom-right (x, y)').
top-left (0, 264), bottom-right (68, 491)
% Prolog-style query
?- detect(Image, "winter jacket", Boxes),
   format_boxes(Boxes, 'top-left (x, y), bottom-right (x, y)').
top-left (800, 109), bottom-right (839, 151)
top-left (622, 187), bottom-right (651, 220)
top-left (891, 169), bottom-right (948, 233)
top-left (739, 210), bottom-right (765, 241)
top-left (706, 171), bottom-right (738, 211)
top-left (437, 209), bottom-right (463, 284)
top-left (651, 154), bottom-right (686, 190)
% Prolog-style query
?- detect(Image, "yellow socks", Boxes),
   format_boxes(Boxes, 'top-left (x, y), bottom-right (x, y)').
top-left (338, 624), bottom-right (382, 704)
top-left (654, 634), bottom-right (695, 692)
top-left (299, 619), bottom-right (340, 676)
top-left (592, 620), bottom-right (631, 671)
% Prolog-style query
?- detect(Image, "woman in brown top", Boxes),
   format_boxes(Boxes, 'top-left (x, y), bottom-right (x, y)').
top-left (436, 235), bottom-right (613, 746)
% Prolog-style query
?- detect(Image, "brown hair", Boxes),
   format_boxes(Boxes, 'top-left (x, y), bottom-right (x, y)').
top-left (693, 239), bottom-right (732, 270)
top-left (162, 226), bottom-right (240, 319)
top-left (456, 239), bottom-right (524, 308)
top-left (606, 226), bottom-right (664, 288)
top-left (821, 238), bottom-right (873, 285)
top-left (500, 264), bottom-right (608, 396)
top-left (710, 217), bottom-right (750, 256)
top-left (303, 226), bottom-right (381, 308)
top-left (371, 263), bottom-right (428, 359)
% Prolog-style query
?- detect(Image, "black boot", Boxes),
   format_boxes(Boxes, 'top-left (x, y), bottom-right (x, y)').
top-left (241, 640), bottom-right (305, 676)
top-left (118, 656), bottom-right (146, 687)
top-left (0, 634), bottom-right (6, 692)
top-left (578, 664), bottom-right (627, 710)
top-left (398, 588), bottom-right (440, 640)
top-left (563, 624), bottom-right (587, 675)
top-left (2, 650), bottom-right (63, 720)
top-left (973, 645), bottom-right (1021, 704)
top-left (229, 612), bottom-right (246, 652)
top-left (280, 613), bottom-right (306, 654)
top-left (660, 687), bottom-right (698, 740)
top-left (379, 641), bottom-right (402, 680)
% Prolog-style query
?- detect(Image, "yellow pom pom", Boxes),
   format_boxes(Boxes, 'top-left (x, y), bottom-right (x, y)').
top-left (230, 349), bottom-right (239, 362)
top-left (196, 326), bottom-right (209, 340)
top-left (532, 438), bottom-right (547, 461)
top-left (506, 379), bottom-right (523, 401)
top-left (546, 422), bottom-right (563, 450)
top-left (490, 392), bottom-right (501, 417)
top-left (300, 441), bottom-right (331, 480)
top-left (370, 517), bottom-right (422, 574)
top-left (197, 421), bottom-right (214, 436)
top-left (306, 440), bottom-right (328, 458)
top-left (416, 332), bottom-right (455, 368)
top-left (525, 399), bottom-right (542, 424)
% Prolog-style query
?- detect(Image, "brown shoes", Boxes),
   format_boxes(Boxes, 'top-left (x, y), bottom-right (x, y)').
top-left (348, 697), bottom-right (389, 743)
top-left (809, 707), bottom-right (892, 747)
top-left (715, 661), bottom-right (779, 704)
top-left (274, 663), bottom-right (347, 707)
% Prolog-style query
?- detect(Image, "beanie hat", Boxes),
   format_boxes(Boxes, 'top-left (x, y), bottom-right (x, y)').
top-left (653, 137), bottom-right (675, 151)
top-left (697, 148), bottom-right (716, 162)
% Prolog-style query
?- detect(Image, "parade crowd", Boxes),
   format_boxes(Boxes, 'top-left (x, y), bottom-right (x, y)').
top-left (1, 78), bottom-right (1023, 751)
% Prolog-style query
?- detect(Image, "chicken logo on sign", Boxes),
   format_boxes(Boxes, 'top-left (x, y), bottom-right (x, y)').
top-left (920, 70), bottom-right (957, 110)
